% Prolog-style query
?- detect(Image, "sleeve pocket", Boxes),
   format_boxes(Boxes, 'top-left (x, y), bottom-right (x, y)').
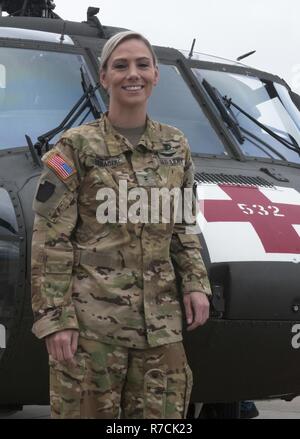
top-left (45, 248), bottom-right (74, 274)
top-left (178, 233), bottom-right (201, 249)
top-left (42, 248), bottom-right (74, 306)
top-left (33, 171), bottom-right (76, 223)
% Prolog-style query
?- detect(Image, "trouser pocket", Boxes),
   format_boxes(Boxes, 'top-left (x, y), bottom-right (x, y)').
top-left (183, 364), bottom-right (193, 418)
top-left (49, 352), bottom-right (86, 419)
top-left (144, 368), bottom-right (168, 419)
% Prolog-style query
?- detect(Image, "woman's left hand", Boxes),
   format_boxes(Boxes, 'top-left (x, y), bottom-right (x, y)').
top-left (183, 292), bottom-right (210, 331)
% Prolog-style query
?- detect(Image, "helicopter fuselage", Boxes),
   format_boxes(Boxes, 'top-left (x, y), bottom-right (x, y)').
top-left (0, 10), bottom-right (300, 411)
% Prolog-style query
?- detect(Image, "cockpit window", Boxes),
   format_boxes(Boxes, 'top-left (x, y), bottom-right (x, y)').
top-left (0, 47), bottom-right (96, 149)
top-left (193, 68), bottom-right (300, 164)
top-left (0, 27), bottom-right (74, 45)
top-left (148, 64), bottom-right (226, 155)
top-left (0, 64), bottom-right (5, 88)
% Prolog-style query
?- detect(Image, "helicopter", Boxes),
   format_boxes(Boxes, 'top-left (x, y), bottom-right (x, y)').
top-left (0, 0), bottom-right (300, 419)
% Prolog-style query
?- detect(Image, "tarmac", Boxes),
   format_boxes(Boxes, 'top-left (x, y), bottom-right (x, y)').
top-left (0, 397), bottom-right (300, 419)
top-left (255, 397), bottom-right (300, 419)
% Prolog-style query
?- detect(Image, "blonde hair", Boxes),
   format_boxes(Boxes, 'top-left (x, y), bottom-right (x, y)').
top-left (100, 31), bottom-right (158, 71)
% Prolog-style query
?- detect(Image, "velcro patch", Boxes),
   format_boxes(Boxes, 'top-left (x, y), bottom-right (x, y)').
top-left (159, 157), bottom-right (185, 166)
top-left (36, 181), bottom-right (56, 202)
top-left (160, 146), bottom-right (177, 156)
top-left (46, 153), bottom-right (76, 180)
top-left (95, 157), bottom-right (123, 167)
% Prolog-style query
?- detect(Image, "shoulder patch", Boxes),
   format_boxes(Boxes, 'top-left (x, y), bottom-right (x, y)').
top-left (36, 181), bottom-right (56, 202)
top-left (45, 152), bottom-right (76, 181)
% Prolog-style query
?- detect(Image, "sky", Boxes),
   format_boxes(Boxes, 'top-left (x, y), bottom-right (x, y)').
top-left (54, 0), bottom-right (300, 93)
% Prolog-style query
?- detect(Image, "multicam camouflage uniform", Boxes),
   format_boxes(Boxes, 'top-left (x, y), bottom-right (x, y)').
top-left (31, 113), bottom-right (211, 418)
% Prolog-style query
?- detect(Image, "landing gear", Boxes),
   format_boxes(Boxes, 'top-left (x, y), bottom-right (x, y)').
top-left (0, 404), bottom-right (23, 416)
top-left (187, 402), bottom-right (241, 419)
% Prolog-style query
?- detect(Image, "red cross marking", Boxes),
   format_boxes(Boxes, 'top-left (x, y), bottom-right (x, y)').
top-left (199, 185), bottom-right (300, 254)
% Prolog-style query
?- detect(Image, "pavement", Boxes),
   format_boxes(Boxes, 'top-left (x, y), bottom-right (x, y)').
top-left (255, 397), bottom-right (300, 419)
top-left (0, 405), bottom-right (50, 419)
top-left (0, 397), bottom-right (299, 419)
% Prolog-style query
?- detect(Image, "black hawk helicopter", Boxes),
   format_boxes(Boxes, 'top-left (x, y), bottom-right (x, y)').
top-left (1, 0), bottom-right (300, 418)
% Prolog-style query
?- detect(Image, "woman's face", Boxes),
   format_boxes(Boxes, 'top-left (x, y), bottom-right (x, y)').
top-left (100, 38), bottom-right (159, 110)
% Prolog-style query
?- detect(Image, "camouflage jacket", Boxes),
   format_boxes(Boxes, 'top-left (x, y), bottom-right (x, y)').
top-left (31, 114), bottom-right (211, 348)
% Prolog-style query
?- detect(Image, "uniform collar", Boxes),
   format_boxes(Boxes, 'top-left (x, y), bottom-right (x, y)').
top-left (139, 118), bottom-right (164, 151)
top-left (99, 113), bottom-right (163, 156)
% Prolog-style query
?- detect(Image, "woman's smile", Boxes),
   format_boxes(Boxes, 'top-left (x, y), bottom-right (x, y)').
top-left (100, 39), bottom-right (159, 112)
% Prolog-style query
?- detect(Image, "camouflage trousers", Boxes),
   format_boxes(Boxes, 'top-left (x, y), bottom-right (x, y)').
top-left (49, 338), bottom-right (193, 419)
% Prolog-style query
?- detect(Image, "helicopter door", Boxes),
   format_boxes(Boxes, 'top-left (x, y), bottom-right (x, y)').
top-left (0, 187), bottom-right (23, 359)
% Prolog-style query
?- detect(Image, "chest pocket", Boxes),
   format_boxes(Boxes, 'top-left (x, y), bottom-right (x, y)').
top-left (82, 153), bottom-right (130, 192)
top-left (94, 153), bottom-right (136, 189)
top-left (155, 151), bottom-right (185, 188)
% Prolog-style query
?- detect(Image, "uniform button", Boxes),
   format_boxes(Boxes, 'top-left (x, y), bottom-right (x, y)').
top-left (151, 371), bottom-right (160, 379)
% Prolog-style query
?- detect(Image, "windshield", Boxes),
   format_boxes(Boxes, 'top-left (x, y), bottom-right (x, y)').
top-left (0, 47), bottom-right (96, 149)
top-left (148, 64), bottom-right (226, 155)
top-left (193, 68), bottom-right (300, 164)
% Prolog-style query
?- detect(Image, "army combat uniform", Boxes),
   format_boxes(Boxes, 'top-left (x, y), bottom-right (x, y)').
top-left (31, 114), bottom-right (211, 418)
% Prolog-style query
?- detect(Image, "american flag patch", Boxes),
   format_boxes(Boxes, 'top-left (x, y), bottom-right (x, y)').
top-left (46, 153), bottom-right (76, 180)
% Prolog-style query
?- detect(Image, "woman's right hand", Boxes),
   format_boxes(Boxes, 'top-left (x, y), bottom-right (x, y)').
top-left (45, 329), bottom-right (79, 363)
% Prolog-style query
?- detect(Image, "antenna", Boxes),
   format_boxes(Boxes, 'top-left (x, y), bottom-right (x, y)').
top-left (21, 0), bottom-right (28, 16)
top-left (86, 7), bottom-right (105, 38)
top-left (236, 50), bottom-right (256, 62)
top-left (0, 0), bottom-right (57, 18)
top-left (60, 20), bottom-right (66, 44)
top-left (188, 38), bottom-right (196, 59)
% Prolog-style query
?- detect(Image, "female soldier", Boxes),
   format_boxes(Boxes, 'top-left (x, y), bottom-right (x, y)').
top-left (31, 31), bottom-right (211, 419)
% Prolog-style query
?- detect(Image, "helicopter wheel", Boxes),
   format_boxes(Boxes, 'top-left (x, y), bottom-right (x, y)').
top-left (0, 404), bottom-right (23, 416)
top-left (187, 402), bottom-right (241, 419)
